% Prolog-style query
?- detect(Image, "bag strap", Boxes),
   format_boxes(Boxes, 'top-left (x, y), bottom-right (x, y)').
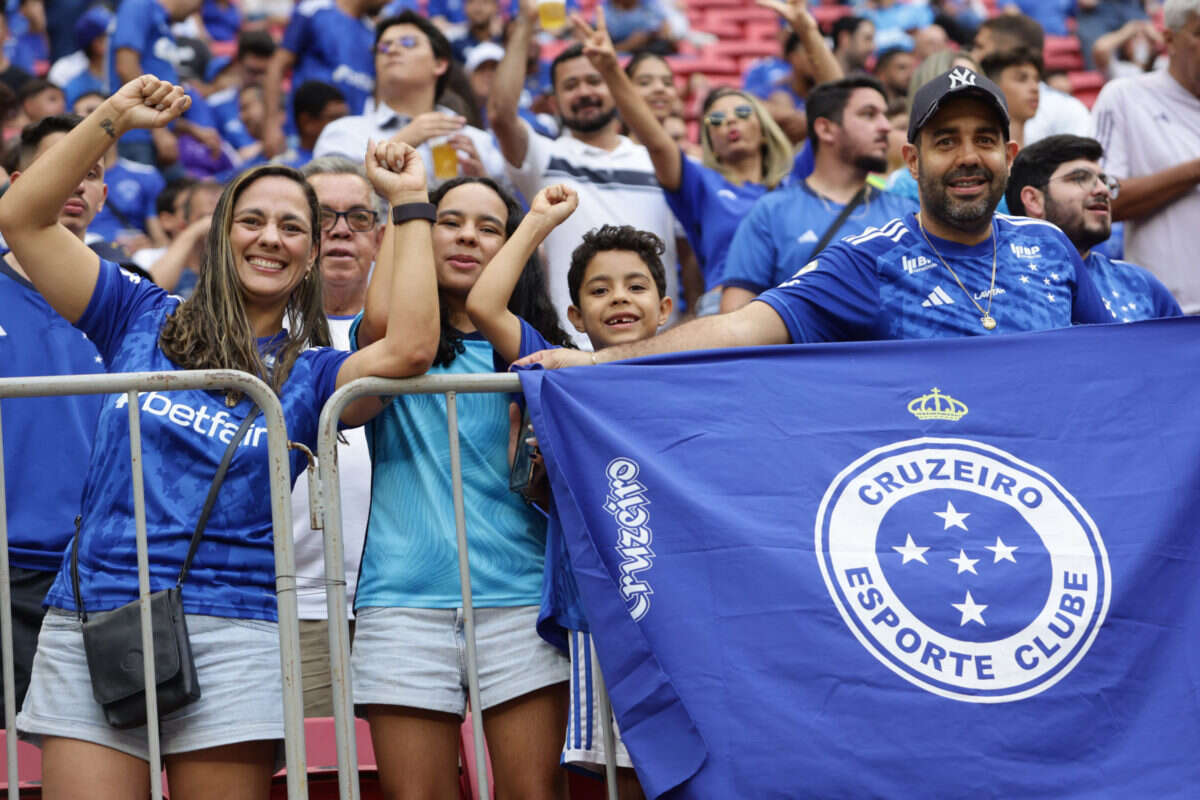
top-left (70, 404), bottom-right (261, 620)
top-left (808, 185), bottom-right (868, 260)
top-left (177, 405), bottom-right (261, 587)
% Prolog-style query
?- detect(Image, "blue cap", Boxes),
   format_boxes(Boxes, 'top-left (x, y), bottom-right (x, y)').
top-left (75, 7), bottom-right (113, 51)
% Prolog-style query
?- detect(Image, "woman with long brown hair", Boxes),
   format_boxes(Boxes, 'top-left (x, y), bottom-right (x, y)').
top-left (0, 76), bottom-right (439, 798)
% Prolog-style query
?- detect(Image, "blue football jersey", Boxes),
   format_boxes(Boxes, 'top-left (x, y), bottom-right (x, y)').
top-left (90, 158), bottom-right (166, 241)
top-left (108, 0), bottom-right (180, 147)
top-left (282, 0), bottom-right (376, 115)
top-left (0, 258), bottom-right (104, 571)
top-left (758, 212), bottom-right (1112, 342)
top-left (665, 155), bottom-right (770, 291)
top-left (43, 260), bottom-right (350, 620)
top-left (722, 182), bottom-right (918, 294)
top-left (1085, 251), bottom-right (1182, 322)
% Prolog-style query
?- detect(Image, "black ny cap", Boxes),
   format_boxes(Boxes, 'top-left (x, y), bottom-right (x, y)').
top-left (907, 67), bottom-right (1010, 144)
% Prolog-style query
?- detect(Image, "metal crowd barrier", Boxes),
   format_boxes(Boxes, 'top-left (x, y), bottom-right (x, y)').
top-left (0, 370), bottom-right (309, 800)
top-left (314, 374), bottom-right (619, 800)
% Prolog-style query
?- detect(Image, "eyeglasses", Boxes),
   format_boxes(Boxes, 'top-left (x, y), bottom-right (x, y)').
top-left (1050, 169), bottom-right (1120, 198)
top-left (320, 207), bottom-right (378, 232)
top-left (377, 35), bottom-right (421, 55)
top-left (704, 105), bottom-right (754, 128)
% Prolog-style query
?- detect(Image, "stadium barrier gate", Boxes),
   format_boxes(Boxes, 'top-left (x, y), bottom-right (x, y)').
top-left (0, 371), bottom-right (309, 800)
top-left (314, 374), bottom-right (620, 800)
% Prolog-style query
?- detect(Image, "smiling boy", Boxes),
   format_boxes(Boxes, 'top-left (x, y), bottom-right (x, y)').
top-left (465, 183), bottom-right (667, 796)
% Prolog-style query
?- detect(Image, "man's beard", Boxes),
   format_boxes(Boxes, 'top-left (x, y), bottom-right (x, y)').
top-left (1045, 193), bottom-right (1111, 253)
top-left (853, 153), bottom-right (888, 174)
top-left (918, 162), bottom-right (1005, 235)
top-left (561, 104), bottom-right (618, 134)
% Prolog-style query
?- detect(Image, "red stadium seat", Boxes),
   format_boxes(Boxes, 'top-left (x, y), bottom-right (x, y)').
top-left (1044, 35), bottom-right (1085, 72)
top-left (704, 39), bottom-right (783, 60)
top-left (692, 17), bottom-right (745, 39)
top-left (811, 5), bottom-right (853, 31)
top-left (667, 53), bottom-right (742, 78)
top-left (1067, 70), bottom-right (1106, 108)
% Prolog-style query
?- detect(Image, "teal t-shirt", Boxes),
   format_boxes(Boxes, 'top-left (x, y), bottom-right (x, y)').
top-left (352, 322), bottom-right (546, 608)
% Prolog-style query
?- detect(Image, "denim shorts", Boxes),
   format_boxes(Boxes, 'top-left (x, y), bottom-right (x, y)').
top-left (18, 609), bottom-right (285, 762)
top-left (351, 605), bottom-right (569, 717)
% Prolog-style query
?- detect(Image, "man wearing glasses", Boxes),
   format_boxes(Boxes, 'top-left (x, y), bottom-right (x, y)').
top-left (314, 11), bottom-right (506, 187)
top-left (1007, 135), bottom-right (1181, 322)
top-left (289, 155), bottom-right (382, 717)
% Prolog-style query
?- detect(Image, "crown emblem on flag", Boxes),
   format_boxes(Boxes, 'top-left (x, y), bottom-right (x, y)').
top-left (908, 388), bottom-right (968, 421)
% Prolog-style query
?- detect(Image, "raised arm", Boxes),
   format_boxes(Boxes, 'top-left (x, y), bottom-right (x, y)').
top-left (759, 0), bottom-right (842, 86)
top-left (337, 140), bottom-right (440, 426)
top-left (513, 296), bottom-right (792, 369)
top-left (488, 0), bottom-right (536, 167)
top-left (573, 9), bottom-right (683, 191)
top-left (0, 77), bottom-right (189, 323)
top-left (466, 184), bottom-right (579, 363)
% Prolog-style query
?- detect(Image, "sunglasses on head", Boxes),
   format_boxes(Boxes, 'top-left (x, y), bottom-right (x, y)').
top-left (377, 35), bottom-right (421, 55)
top-left (704, 104), bottom-right (754, 128)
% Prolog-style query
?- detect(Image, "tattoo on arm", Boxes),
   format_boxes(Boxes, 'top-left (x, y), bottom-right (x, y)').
top-left (100, 119), bottom-right (117, 140)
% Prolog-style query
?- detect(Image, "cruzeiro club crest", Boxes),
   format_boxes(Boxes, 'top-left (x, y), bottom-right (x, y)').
top-left (816, 438), bottom-right (1110, 703)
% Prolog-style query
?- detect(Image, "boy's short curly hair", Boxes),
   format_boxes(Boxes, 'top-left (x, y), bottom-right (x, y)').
top-left (567, 225), bottom-right (667, 307)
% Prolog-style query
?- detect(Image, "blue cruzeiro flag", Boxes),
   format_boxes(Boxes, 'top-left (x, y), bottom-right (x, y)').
top-left (518, 318), bottom-right (1200, 798)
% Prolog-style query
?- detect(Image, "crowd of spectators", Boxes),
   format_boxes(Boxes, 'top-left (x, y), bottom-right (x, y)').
top-left (2, 0), bottom-right (1200, 795)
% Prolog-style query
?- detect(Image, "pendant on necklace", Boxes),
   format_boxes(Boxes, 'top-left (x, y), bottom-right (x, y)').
top-left (981, 315), bottom-right (997, 331)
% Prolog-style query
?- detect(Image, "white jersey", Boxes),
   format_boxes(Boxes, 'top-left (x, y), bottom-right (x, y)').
top-left (290, 314), bottom-right (371, 619)
top-left (1093, 69), bottom-right (1200, 313)
top-left (506, 121), bottom-right (680, 349)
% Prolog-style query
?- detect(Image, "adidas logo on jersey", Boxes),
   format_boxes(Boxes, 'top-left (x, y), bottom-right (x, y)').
top-left (903, 254), bottom-right (936, 274)
top-left (922, 286), bottom-right (955, 307)
top-left (1010, 243), bottom-right (1041, 259)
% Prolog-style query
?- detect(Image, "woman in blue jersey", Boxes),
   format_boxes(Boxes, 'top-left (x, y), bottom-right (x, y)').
top-left (351, 176), bottom-right (574, 799)
top-left (0, 76), bottom-right (439, 798)
top-left (573, 11), bottom-right (795, 316)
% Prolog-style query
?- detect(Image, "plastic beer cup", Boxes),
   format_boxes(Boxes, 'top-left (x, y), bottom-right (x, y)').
top-left (537, 0), bottom-right (567, 31)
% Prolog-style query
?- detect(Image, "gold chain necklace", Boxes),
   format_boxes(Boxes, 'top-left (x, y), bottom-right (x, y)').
top-left (917, 215), bottom-right (999, 331)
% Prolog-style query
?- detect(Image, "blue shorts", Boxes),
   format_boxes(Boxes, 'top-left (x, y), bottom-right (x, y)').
top-left (351, 605), bottom-right (569, 716)
top-left (18, 609), bottom-right (285, 762)
top-left (564, 630), bottom-right (632, 770)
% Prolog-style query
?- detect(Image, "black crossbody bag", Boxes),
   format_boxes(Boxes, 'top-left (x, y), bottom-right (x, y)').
top-left (70, 405), bottom-right (260, 729)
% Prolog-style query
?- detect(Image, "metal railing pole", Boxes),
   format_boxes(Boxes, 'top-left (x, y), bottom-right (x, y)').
top-left (0, 405), bottom-right (18, 799)
top-left (0, 371), bottom-right (307, 798)
top-left (127, 392), bottom-right (164, 800)
top-left (446, 392), bottom-right (489, 799)
top-left (591, 641), bottom-right (619, 800)
top-left (315, 374), bottom-right (522, 798)
top-left (262, 398), bottom-right (308, 800)
top-left (314, 423), bottom-right (358, 800)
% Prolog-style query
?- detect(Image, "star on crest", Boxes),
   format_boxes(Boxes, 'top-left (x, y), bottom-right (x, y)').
top-left (1043, 278), bottom-right (1051, 285)
top-left (1051, 272), bottom-right (1061, 280)
top-left (948, 549), bottom-right (980, 575)
top-left (934, 501), bottom-right (970, 531)
top-left (1046, 293), bottom-right (1056, 302)
top-left (952, 591), bottom-right (988, 626)
top-left (985, 537), bottom-right (1018, 563)
top-left (1019, 275), bottom-right (1030, 284)
top-left (1028, 263), bottom-right (1039, 271)
top-left (893, 534), bottom-right (930, 565)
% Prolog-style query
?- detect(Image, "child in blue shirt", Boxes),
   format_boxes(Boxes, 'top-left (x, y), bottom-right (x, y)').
top-left (465, 183), bottom-right (672, 798)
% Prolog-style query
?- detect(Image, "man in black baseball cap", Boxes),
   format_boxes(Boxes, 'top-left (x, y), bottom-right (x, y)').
top-left (903, 66), bottom-right (1016, 246)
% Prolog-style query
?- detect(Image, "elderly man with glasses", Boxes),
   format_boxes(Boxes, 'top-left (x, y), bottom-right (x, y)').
top-left (1006, 134), bottom-right (1181, 322)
